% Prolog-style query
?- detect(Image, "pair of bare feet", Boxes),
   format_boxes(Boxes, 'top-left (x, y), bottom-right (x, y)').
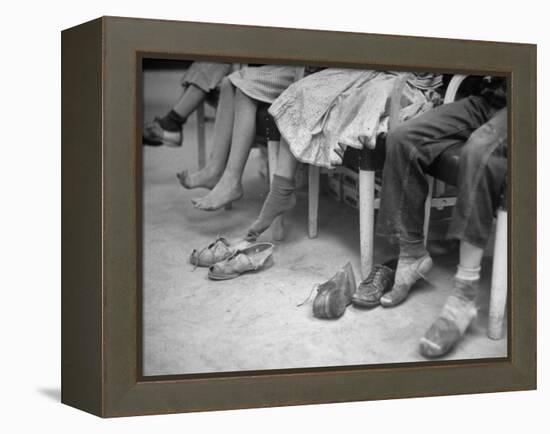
top-left (177, 166), bottom-right (243, 211)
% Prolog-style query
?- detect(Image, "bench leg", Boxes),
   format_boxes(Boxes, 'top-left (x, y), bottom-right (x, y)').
top-left (267, 140), bottom-right (284, 241)
top-left (359, 169), bottom-right (375, 279)
top-left (196, 103), bottom-right (206, 170)
top-left (488, 209), bottom-right (508, 340)
top-left (308, 165), bottom-right (320, 238)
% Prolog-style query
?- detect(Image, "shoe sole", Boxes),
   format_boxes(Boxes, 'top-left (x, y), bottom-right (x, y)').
top-left (351, 297), bottom-right (380, 308)
top-left (142, 136), bottom-right (181, 147)
top-left (208, 271), bottom-right (241, 280)
top-left (142, 137), bottom-right (163, 147)
top-left (163, 139), bottom-right (182, 147)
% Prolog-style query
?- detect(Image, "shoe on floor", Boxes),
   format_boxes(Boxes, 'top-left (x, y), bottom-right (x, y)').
top-left (419, 278), bottom-right (478, 358)
top-left (208, 242), bottom-right (274, 280)
top-left (380, 254), bottom-right (433, 307)
top-left (352, 264), bottom-right (395, 308)
top-left (143, 119), bottom-right (182, 147)
top-left (313, 262), bottom-right (357, 319)
top-left (189, 237), bottom-right (250, 267)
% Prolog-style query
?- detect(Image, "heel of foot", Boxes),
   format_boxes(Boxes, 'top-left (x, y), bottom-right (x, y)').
top-left (417, 255), bottom-right (434, 281)
top-left (177, 170), bottom-right (198, 189)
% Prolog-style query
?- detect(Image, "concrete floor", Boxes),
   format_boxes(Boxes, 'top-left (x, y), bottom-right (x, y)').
top-left (142, 69), bottom-right (507, 376)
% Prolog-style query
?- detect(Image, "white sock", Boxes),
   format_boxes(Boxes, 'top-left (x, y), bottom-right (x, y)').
top-left (455, 265), bottom-right (481, 282)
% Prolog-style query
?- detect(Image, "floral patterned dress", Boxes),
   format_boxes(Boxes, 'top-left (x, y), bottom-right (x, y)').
top-left (268, 69), bottom-right (443, 168)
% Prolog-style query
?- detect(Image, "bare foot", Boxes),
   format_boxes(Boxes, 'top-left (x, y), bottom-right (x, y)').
top-left (176, 166), bottom-right (221, 190)
top-left (192, 181), bottom-right (244, 211)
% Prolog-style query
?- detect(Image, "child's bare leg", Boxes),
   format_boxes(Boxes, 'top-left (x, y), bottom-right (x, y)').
top-left (173, 84), bottom-right (207, 119)
top-left (178, 78), bottom-right (235, 189)
top-left (193, 89), bottom-right (258, 210)
top-left (420, 240), bottom-right (482, 358)
top-left (246, 141), bottom-right (298, 240)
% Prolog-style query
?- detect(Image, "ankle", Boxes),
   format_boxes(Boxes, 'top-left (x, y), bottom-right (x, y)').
top-left (452, 277), bottom-right (479, 302)
top-left (201, 163), bottom-right (224, 178)
top-left (218, 169), bottom-right (242, 186)
top-left (158, 110), bottom-right (186, 132)
top-left (399, 239), bottom-right (428, 260)
top-left (272, 174), bottom-right (295, 194)
top-left (455, 265), bottom-right (481, 281)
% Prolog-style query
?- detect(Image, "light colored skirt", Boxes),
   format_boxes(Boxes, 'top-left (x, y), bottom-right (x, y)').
top-left (269, 69), bottom-right (443, 168)
top-left (228, 65), bottom-right (304, 104)
top-left (181, 61), bottom-right (232, 92)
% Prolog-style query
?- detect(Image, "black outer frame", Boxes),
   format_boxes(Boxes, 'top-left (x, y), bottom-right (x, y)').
top-left (61, 16), bottom-right (537, 417)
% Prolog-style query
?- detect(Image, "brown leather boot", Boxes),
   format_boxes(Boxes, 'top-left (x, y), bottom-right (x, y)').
top-left (352, 264), bottom-right (395, 308)
top-left (313, 263), bottom-right (357, 319)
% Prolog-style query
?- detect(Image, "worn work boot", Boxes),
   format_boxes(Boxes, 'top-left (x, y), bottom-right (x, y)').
top-left (312, 262), bottom-right (357, 319)
top-left (352, 264), bottom-right (395, 308)
top-left (419, 278), bottom-right (478, 358)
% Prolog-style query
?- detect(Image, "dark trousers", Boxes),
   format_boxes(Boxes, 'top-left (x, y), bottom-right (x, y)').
top-left (377, 96), bottom-right (507, 249)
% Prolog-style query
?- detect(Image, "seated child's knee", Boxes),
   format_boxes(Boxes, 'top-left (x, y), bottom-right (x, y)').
top-left (465, 123), bottom-right (497, 152)
top-left (219, 76), bottom-right (233, 90)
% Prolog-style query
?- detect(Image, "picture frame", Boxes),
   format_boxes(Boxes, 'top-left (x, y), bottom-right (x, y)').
top-left (61, 16), bottom-right (536, 417)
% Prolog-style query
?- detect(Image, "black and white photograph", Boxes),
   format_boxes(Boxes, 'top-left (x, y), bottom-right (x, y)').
top-left (141, 59), bottom-right (508, 376)
top-left (3, 0), bottom-right (546, 429)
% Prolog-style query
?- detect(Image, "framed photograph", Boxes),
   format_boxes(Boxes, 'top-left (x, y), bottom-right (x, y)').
top-left (61, 16), bottom-right (536, 417)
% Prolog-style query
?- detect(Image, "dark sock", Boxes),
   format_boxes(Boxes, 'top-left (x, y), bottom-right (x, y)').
top-left (246, 175), bottom-right (296, 240)
top-left (158, 110), bottom-right (186, 132)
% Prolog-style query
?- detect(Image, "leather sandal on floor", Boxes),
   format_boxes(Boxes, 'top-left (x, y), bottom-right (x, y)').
top-left (189, 237), bottom-right (250, 268)
top-left (208, 242), bottom-right (274, 280)
top-left (312, 262), bottom-right (357, 319)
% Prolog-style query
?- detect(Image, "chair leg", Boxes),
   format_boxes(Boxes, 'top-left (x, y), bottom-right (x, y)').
top-left (267, 140), bottom-right (284, 241)
top-left (488, 209), bottom-right (508, 340)
top-left (196, 103), bottom-right (206, 170)
top-left (423, 176), bottom-right (434, 246)
top-left (308, 165), bottom-right (320, 238)
top-left (359, 169), bottom-right (376, 279)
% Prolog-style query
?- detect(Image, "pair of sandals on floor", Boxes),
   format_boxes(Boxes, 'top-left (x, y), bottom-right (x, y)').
top-left (190, 236), bottom-right (273, 280)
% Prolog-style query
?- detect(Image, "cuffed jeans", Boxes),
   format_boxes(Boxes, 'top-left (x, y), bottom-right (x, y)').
top-left (377, 96), bottom-right (507, 249)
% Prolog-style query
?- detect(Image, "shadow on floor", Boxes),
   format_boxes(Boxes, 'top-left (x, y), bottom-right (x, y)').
top-left (37, 387), bottom-right (61, 402)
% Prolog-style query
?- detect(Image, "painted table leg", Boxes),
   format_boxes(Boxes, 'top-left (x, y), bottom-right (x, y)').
top-left (267, 140), bottom-right (284, 241)
top-left (308, 165), bottom-right (320, 239)
top-left (488, 209), bottom-right (508, 340)
top-left (359, 170), bottom-right (375, 279)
